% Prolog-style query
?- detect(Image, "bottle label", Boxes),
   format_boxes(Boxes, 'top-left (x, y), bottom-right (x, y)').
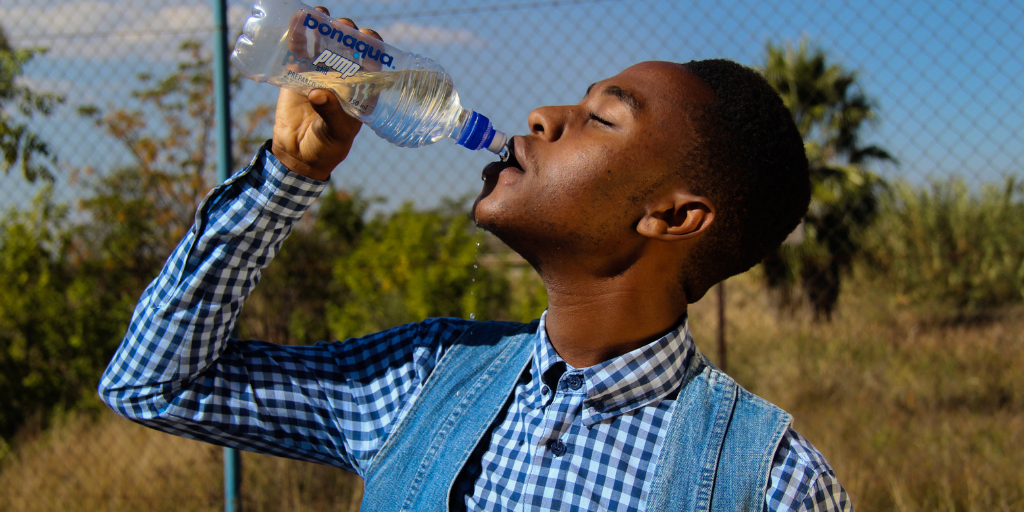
top-left (302, 14), bottom-right (396, 69)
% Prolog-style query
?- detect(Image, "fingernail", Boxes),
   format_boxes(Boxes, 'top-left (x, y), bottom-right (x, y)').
top-left (339, 17), bottom-right (358, 29)
top-left (314, 6), bottom-right (329, 15)
top-left (364, 28), bottom-right (381, 38)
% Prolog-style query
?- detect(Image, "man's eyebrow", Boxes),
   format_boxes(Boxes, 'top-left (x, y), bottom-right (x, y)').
top-left (584, 83), bottom-right (642, 117)
top-left (604, 86), bottom-right (642, 116)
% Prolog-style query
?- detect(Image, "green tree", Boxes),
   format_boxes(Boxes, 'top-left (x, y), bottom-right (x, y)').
top-left (761, 40), bottom-right (893, 319)
top-left (239, 187), bottom-right (373, 345)
top-left (0, 189), bottom-right (129, 440)
top-left (76, 39), bottom-right (273, 296)
top-left (326, 199), bottom-right (511, 340)
top-left (0, 39), bottom-right (274, 442)
top-left (0, 26), bottom-right (63, 182)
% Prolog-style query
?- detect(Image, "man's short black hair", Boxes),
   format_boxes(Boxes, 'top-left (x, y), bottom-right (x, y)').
top-left (678, 58), bottom-right (810, 300)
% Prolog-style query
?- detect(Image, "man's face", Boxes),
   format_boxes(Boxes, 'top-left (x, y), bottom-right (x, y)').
top-left (472, 61), bottom-right (714, 270)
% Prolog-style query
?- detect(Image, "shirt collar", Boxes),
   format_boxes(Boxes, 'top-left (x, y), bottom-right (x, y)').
top-left (533, 311), bottom-right (695, 426)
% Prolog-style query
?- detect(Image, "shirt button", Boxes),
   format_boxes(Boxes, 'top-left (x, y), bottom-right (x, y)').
top-left (567, 374), bottom-right (583, 390)
top-left (550, 440), bottom-right (567, 457)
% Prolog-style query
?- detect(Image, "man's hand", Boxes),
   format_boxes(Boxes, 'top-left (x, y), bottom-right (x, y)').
top-left (271, 8), bottom-right (384, 181)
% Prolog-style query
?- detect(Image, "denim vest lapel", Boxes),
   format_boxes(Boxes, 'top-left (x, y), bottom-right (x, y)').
top-left (362, 320), bottom-right (537, 512)
top-left (647, 351), bottom-right (792, 512)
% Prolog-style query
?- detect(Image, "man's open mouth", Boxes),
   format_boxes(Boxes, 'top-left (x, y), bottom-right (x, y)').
top-left (481, 137), bottom-right (523, 180)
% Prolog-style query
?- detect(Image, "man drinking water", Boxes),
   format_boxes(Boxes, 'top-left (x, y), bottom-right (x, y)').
top-left (101, 9), bottom-right (852, 511)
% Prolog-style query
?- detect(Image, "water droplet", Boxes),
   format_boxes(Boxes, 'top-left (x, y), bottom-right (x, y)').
top-left (473, 264), bottom-right (478, 269)
top-left (470, 313), bottom-right (476, 320)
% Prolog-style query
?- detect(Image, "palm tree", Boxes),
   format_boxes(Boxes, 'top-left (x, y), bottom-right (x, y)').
top-left (760, 40), bottom-right (894, 320)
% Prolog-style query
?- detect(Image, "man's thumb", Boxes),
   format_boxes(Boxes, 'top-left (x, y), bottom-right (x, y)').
top-left (308, 89), bottom-right (353, 140)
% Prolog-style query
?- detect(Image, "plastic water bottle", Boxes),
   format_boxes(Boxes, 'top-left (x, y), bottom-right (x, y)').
top-left (231, 0), bottom-right (507, 155)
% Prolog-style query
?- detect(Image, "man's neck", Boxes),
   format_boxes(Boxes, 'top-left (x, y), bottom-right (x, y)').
top-left (541, 271), bottom-right (687, 368)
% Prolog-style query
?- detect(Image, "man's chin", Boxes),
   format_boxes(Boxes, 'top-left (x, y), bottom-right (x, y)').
top-left (470, 197), bottom-right (507, 239)
top-left (469, 204), bottom-right (546, 274)
top-left (471, 205), bottom-right (505, 239)
top-left (471, 180), bottom-right (510, 228)
top-left (470, 192), bottom-right (488, 228)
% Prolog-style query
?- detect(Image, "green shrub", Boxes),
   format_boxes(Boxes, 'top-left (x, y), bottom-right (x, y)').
top-left (238, 188), bottom-right (372, 345)
top-left (866, 177), bottom-right (1024, 318)
top-left (0, 189), bottom-right (130, 440)
top-left (326, 199), bottom-right (512, 340)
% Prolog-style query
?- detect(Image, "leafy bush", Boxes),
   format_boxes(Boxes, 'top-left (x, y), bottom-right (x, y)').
top-left (0, 189), bottom-right (130, 440)
top-left (239, 187), bottom-right (372, 345)
top-left (326, 199), bottom-right (511, 340)
top-left (241, 193), bottom-right (529, 345)
top-left (866, 177), bottom-right (1024, 318)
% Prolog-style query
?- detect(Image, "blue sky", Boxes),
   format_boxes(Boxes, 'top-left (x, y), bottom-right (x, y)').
top-left (2, 0), bottom-right (1021, 211)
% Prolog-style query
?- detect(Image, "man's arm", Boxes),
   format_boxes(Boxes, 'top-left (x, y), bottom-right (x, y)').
top-left (97, 14), bottom-right (462, 472)
top-left (98, 143), bottom-right (332, 460)
top-left (98, 142), bottom-right (472, 472)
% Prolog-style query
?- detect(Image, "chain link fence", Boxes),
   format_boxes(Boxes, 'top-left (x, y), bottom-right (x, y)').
top-left (1, 0), bottom-right (1022, 510)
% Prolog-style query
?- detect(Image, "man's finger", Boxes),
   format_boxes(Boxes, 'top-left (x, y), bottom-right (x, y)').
top-left (360, 28), bottom-right (384, 42)
top-left (279, 87), bottom-right (310, 107)
top-left (311, 8), bottom-right (330, 60)
top-left (336, 17), bottom-right (358, 30)
top-left (308, 89), bottom-right (357, 141)
top-left (286, 11), bottom-right (311, 65)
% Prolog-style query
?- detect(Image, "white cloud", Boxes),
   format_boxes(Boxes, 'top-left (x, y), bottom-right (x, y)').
top-left (377, 21), bottom-right (483, 47)
top-left (2, 3), bottom-right (481, 63)
top-left (1, 2), bottom-right (118, 41)
top-left (1, 1), bottom-right (249, 60)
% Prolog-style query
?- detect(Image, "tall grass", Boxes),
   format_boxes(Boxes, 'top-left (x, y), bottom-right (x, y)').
top-left (864, 177), bottom-right (1024, 320)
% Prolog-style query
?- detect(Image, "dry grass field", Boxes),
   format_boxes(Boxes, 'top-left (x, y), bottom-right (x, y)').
top-left (0, 408), bottom-right (364, 511)
top-left (1, 271), bottom-right (1020, 511)
top-left (690, 272), bottom-right (1024, 512)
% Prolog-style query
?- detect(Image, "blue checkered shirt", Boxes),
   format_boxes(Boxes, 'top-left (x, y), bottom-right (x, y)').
top-left (99, 144), bottom-right (853, 511)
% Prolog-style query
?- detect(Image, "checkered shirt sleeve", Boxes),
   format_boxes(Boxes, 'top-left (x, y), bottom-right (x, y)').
top-left (97, 143), bottom-right (470, 473)
top-left (766, 429), bottom-right (855, 511)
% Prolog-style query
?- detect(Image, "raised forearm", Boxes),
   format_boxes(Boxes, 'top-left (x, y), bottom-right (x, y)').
top-left (98, 142), bottom-right (325, 419)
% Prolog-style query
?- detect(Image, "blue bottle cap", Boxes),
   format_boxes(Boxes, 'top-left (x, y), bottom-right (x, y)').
top-left (457, 111), bottom-right (503, 153)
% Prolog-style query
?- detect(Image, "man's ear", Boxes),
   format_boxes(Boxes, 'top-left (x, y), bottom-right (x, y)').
top-left (636, 191), bottom-right (715, 242)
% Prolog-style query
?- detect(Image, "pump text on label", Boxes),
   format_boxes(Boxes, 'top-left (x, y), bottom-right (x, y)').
top-left (312, 50), bottom-right (360, 78)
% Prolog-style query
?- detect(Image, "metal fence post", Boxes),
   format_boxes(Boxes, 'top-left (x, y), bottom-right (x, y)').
top-left (211, 0), bottom-right (240, 510)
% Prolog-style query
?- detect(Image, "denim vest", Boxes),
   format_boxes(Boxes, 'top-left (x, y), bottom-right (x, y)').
top-left (362, 320), bottom-right (792, 511)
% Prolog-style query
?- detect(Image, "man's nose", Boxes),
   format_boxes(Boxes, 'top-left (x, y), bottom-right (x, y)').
top-left (528, 105), bottom-right (572, 142)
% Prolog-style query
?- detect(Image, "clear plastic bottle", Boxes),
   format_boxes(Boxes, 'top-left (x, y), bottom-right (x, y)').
top-left (231, 0), bottom-right (507, 154)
